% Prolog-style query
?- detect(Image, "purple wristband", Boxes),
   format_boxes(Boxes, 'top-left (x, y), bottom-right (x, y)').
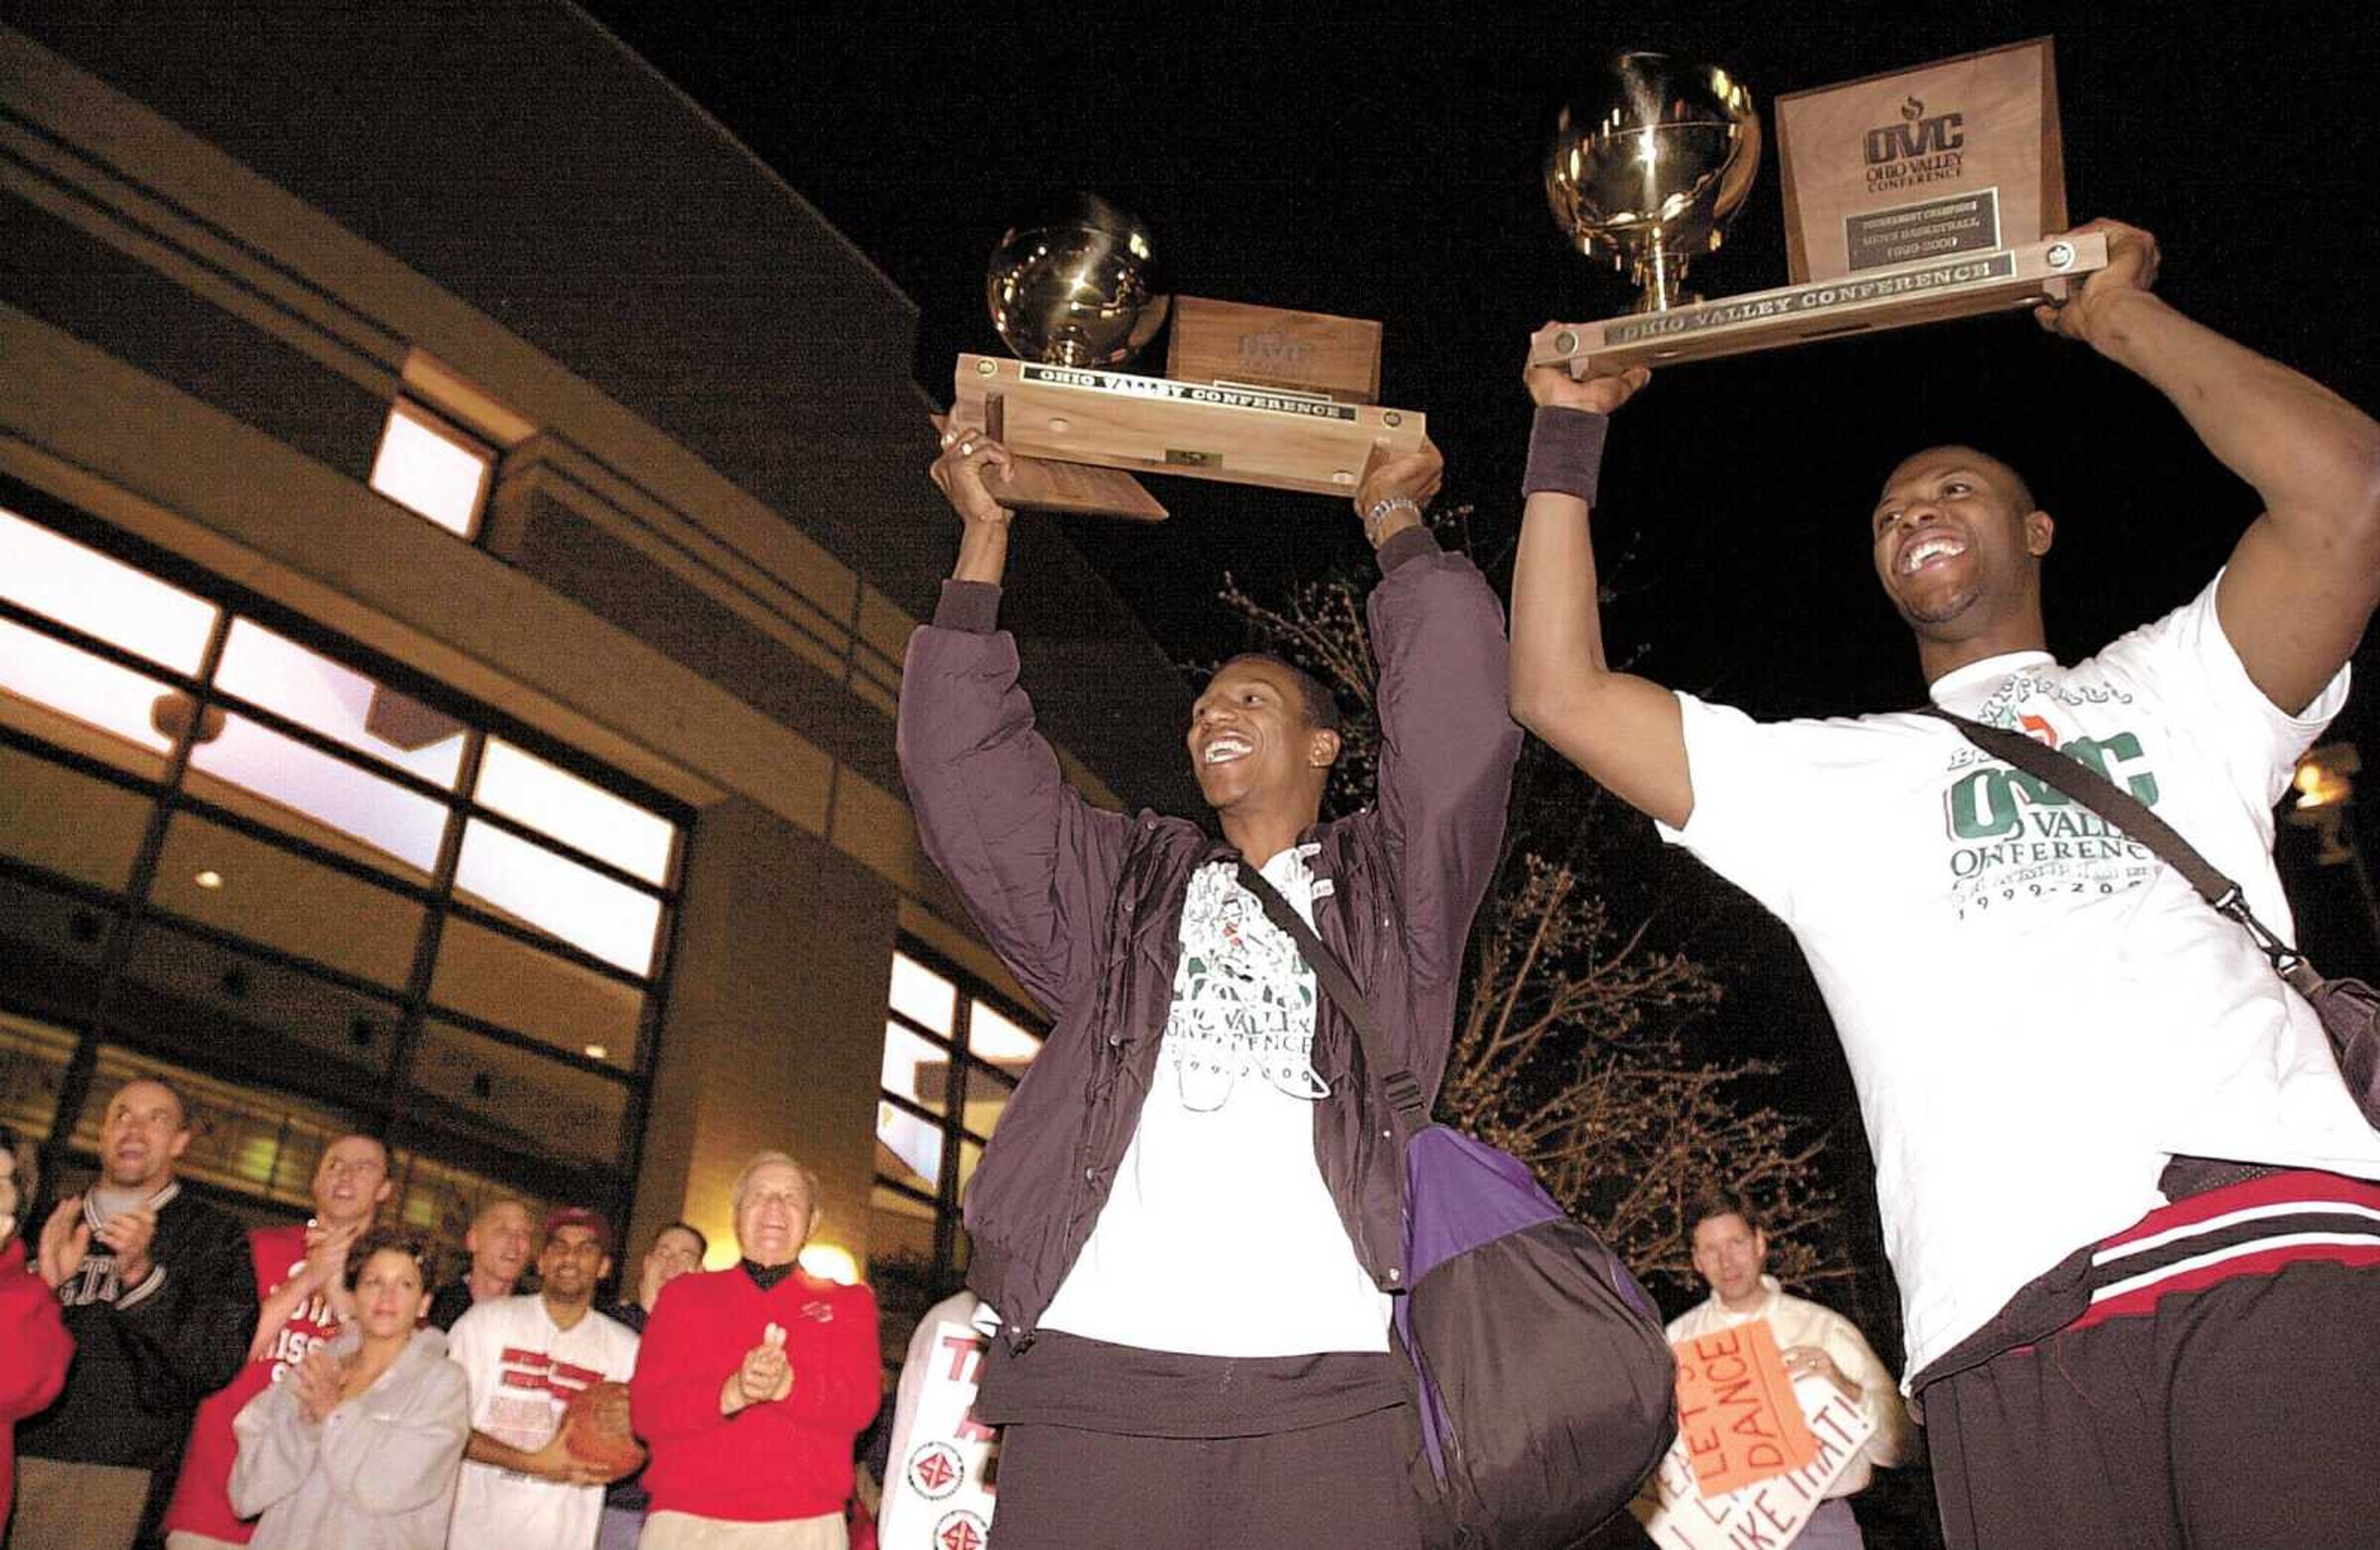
top-left (1521, 405), bottom-right (1610, 506)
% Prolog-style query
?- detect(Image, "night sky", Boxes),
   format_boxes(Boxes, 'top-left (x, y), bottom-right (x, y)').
top-left (582, 2), bottom-right (2380, 1155)
top-left (583, 0), bottom-right (2376, 702)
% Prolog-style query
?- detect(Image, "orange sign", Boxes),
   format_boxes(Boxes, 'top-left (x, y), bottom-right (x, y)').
top-left (1672, 1319), bottom-right (1819, 1497)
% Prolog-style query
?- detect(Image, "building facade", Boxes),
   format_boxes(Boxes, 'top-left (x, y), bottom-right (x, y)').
top-left (0, 6), bottom-right (1196, 1355)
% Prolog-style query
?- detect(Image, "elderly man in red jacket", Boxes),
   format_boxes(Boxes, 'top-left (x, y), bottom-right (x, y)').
top-left (630, 1151), bottom-right (878, 1549)
top-left (896, 430), bottom-right (1519, 1549)
top-left (0, 1124), bottom-right (72, 1528)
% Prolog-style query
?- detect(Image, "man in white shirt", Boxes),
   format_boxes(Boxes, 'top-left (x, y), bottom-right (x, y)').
top-left (1666, 1193), bottom-right (1912, 1550)
top-left (446, 1207), bottom-right (640, 1550)
top-left (1509, 217), bottom-right (2380, 1548)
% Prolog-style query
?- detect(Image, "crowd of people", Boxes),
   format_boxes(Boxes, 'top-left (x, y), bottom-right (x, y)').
top-left (6, 215), bottom-right (2379, 1550)
top-left (0, 1107), bottom-right (878, 1550)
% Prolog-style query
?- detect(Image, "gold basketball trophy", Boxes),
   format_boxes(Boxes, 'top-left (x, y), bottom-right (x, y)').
top-left (944, 193), bottom-right (1428, 521)
top-left (1530, 43), bottom-right (2107, 374)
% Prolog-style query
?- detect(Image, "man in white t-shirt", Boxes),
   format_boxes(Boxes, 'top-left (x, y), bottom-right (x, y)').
top-left (1509, 217), bottom-right (2380, 1548)
top-left (446, 1207), bottom-right (641, 1550)
top-left (1667, 1192), bottom-right (1913, 1550)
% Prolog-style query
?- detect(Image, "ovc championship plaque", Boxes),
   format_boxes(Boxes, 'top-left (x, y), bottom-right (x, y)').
top-left (1530, 41), bottom-right (2105, 375)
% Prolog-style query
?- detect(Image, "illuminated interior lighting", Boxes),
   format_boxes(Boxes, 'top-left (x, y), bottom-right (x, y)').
top-left (798, 1243), bottom-right (860, 1285)
top-left (583, 1044), bottom-right (609, 1060)
top-left (193, 870), bottom-right (224, 890)
top-left (369, 401), bottom-right (493, 538)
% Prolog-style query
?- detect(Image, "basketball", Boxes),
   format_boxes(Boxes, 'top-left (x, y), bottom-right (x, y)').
top-left (561, 1380), bottom-right (645, 1477)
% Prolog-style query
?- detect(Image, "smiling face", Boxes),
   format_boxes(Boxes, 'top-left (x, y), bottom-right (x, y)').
top-left (1690, 1212), bottom-right (1770, 1311)
top-left (734, 1161), bottom-right (815, 1269)
top-left (311, 1135), bottom-right (391, 1231)
top-left (1870, 447), bottom-right (2054, 657)
top-left (99, 1080), bottom-right (190, 1192)
top-left (351, 1246), bottom-right (430, 1342)
top-left (1185, 657), bottom-right (1339, 820)
top-left (537, 1224), bottom-right (610, 1308)
top-left (466, 1200), bottom-right (535, 1287)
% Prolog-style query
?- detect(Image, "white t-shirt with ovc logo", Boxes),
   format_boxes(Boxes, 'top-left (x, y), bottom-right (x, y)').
top-left (1660, 575), bottom-right (2380, 1380)
top-left (445, 1293), bottom-right (639, 1550)
top-left (1039, 844), bottom-right (1393, 1356)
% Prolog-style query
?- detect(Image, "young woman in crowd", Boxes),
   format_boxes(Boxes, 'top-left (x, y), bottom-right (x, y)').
top-left (229, 1225), bottom-right (471, 1550)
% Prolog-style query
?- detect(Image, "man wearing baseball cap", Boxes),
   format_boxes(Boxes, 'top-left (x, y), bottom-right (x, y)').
top-left (446, 1206), bottom-right (641, 1550)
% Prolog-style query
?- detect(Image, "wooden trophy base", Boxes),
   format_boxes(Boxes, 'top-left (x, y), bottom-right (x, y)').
top-left (1528, 232), bottom-right (2106, 374)
top-left (932, 409), bottom-right (1170, 522)
top-left (951, 354), bottom-right (1426, 513)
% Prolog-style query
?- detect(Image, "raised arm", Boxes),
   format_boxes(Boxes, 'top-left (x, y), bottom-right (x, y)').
top-left (896, 430), bottom-right (1131, 1012)
top-left (1505, 353), bottom-right (1696, 828)
top-left (1359, 443), bottom-right (1523, 985)
top-left (2044, 219), bottom-right (2380, 715)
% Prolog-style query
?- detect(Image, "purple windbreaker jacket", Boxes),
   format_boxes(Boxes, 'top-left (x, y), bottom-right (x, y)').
top-left (896, 527), bottom-right (1520, 1352)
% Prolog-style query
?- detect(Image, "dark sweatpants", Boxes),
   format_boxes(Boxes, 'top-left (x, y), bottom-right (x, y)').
top-left (985, 1406), bottom-right (1422, 1550)
top-left (1921, 1171), bottom-right (2380, 1550)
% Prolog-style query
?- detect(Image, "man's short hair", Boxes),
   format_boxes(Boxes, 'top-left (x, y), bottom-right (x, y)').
top-left (1685, 1185), bottom-right (1762, 1245)
top-left (469, 1194), bottom-right (533, 1232)
top-left (1216, 652), bottom-right (1342, 732)
top-left (656, 1221), bottom-right (709, 1259)
top-left (110, 1074), bottom-right (192, 1130)
top-left (1885, 444), bottom-right (2038, 518)
top-left (729, 1151), bottom-right (821, 1221)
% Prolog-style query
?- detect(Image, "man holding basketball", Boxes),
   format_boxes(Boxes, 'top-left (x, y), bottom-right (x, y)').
top-left (446, 1207), bottom-right (640, 1550)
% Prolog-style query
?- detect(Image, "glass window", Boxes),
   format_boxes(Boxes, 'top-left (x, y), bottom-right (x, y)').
top-left (452, 821), bottom-right (662, 976)
top-left (889, 953), bottom-right (955, 1036)
top-left (0, 619), bottom-right (178, 773)
top-left (407, 1021), bottom-right (628, 1168)
top-left (878, 1022), bottom-right (952, 1116)
top-left (875, 1103), bottom-right (941, 1194)
top-left (0, 742), bottom-right (154, 891)
top-left (0, 506), bottom-right (219, 673)
top-left (429, 917), bottom-right (643, 1067)
top-left (0, 1014), bottom-right (76, 1142)
top-left (969, 998), bottom-right (1042, 1062)
top-left (0, 501), bottom-right (684, 1239)
top-left (120, 926), bottom-right (403, 1091)
top-left (475, 741), bottom-right (675, 887)
top-left (959, 1062), bottom-right (1016, 1141)
top-left (0, 871), bottom-right (121, 977)
top-left (873, 945), bottom-right (1047, 1295)
top-left (214, 621), bottom-right (465, 788)
top-left (151, 814), bottom-right (426, 989)
top-left (868, 1181), bottom-right (937, 1264)
top-left (188, 715), bottom-right (449, 876)
top-left (369, 400), bottom-right (493, 539)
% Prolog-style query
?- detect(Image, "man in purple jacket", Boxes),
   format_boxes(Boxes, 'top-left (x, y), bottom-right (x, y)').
top-left (897, 428), bottom-right (1520, 1548)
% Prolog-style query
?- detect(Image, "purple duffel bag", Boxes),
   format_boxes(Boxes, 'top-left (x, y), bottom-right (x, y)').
top-left (1394, 1125), bottom-right (1677, 1549)
top-left (1232, 861), bottom-right (1677, 1548)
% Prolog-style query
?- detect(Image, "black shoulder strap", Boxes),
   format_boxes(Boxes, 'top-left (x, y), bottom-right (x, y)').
top-left (1234, 859), bottom-right (1431, 1138)
top-left (1919, 706), bottom-right (2311, 974)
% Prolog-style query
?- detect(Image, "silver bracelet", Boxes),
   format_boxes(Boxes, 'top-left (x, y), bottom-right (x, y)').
top-left (1364, 495), bottom-right (1421, 545)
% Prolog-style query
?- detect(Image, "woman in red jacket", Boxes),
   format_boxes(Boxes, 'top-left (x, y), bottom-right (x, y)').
top-left (630, 1151), bottom-right (878, 1550)
top-left (1, 1124), bottom-right (74, 1526)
